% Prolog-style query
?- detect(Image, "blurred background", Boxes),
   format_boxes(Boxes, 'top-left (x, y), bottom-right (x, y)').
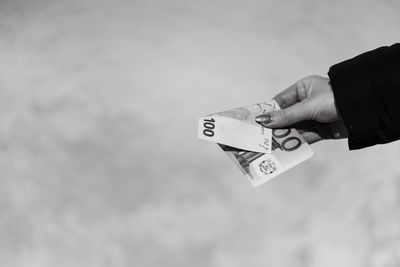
top-left (0, 0), bottom-right (400, 266)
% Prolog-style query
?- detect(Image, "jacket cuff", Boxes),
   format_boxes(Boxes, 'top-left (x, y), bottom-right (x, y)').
top-left (328, 43), bottom-right (400, 150)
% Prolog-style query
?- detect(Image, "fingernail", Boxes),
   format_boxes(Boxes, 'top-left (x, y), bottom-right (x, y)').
top-left (255, 114), bottom-right (272, 124)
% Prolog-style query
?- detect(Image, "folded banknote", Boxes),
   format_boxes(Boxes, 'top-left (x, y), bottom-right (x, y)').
top-left (198, 100), bottom-right (314, 187)
top-left (198, 101), bottom-right (277, 153)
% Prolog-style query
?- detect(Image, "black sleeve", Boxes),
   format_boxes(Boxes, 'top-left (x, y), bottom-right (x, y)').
top-left (328, 43), bottom-right (400, 150)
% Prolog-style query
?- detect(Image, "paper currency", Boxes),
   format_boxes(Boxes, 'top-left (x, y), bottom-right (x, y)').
top-left (198, 100), bottom-right (314, 187)
top-left (198, 101), bottom-right (277, 153)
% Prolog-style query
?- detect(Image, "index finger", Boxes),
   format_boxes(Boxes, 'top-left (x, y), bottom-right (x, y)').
top-left (273, 82), bottom-right (301, 109)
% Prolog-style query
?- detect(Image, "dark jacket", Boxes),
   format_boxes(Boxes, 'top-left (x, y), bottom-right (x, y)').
top-left (328, 43), bottom-right (400, 150)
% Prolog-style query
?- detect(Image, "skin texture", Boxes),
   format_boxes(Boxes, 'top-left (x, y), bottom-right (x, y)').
top-left (255, 75), bottom-right (348, 144)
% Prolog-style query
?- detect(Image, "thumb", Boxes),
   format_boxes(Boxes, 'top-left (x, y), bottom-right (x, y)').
top-left (255, 102), bottom-right (312, 128)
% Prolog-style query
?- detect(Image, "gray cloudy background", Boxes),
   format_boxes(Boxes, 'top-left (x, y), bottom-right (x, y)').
top-left (1, 0), bottom-right (400, 266)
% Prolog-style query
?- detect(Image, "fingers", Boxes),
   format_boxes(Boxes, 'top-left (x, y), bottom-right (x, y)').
top-left (328, 120), bottom-right (349, 139)
top-left (255, 102), bottom-right (312, 128)
top-left (300, 132), bottom-right (322, 144)
top-left (257, 79), bottom-right (310, 128)
top-left (298, 121), bottom-right (348, 144)
top-left (272, 82), bottom-right (299, 109)
top-left (291, 121), bottom-right (322, 144)
top-left (273, 79), bottom-right (307, 108)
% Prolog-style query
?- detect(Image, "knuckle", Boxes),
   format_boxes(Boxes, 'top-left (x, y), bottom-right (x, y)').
top-left (274, 95), bottom-right (287, 108)
top-left (295, 81), bottom-right (308, 101)
top-left (280, 109), bottom-right (288, 123)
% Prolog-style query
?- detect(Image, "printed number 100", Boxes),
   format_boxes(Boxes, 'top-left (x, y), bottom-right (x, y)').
top-left (203, 118), bottom-right (215, 137)
top-left (272, 129), bottom-right (301, 151)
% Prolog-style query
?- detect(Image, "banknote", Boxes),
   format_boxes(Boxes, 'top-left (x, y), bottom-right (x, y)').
top-left (218, 101), bottom-right (314, 187)
top-left (198, 100), bottom-right (314, 187)
top-left (198, 101), bottom-right (278, 153)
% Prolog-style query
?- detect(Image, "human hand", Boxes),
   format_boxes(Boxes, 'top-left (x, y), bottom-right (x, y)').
top-left (255, 76), bottom-right (348, 144)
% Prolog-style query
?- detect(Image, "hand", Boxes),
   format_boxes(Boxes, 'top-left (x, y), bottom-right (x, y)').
top-left (255, 75), bottom-right (348, 144)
